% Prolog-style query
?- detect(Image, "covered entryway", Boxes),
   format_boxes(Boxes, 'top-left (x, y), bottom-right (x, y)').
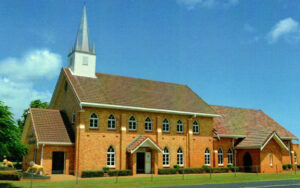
top-left (243, 152), bottom-right (252, 172)
top-left (52, 152), bottom-right (65, 174)
top-left (137, 152), bottom-right (145, 173)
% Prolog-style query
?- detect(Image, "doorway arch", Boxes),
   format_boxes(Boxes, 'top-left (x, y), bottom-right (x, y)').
top-left (243, 152), bottom-right (252, 172)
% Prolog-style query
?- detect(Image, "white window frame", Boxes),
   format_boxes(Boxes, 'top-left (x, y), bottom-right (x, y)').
top-left (107, 146), bottom-right (115, 167)
top-left (218, 148), bottom-right (223, 165)
top-left (205, 148), bottom-right (210, 165)
top-left (193, 121), bottom-right (199, 134)
top-left (107, 114), bottom-right (116, 130)
top-left (144, 117), bottom-right (152, 131)
top-left (270, 151), bottom-right (273, 166)
top-left (177, 147), bottom-right (184, 166)
top-left (129, 116), bottom-right (137, 131)
top-left (162, 118), bottom-right (170, 132)
top-left (228, 149), bottom-right (233, 165)
top-left (89, 113), bottom-right (99, 129)
top-left (177, 120), bottom-right (183, 133)
top-left (163, 147), bottom-right (170, 167)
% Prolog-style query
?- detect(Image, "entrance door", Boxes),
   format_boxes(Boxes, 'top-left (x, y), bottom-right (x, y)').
top-left (136, 152), bottom-right (145, 174)
top-left (145, 152), bottom-right (151, 174)
top-left (52, 152), bottom-right (65, 174)
top-left (243, 152), bottom-right (252, 172)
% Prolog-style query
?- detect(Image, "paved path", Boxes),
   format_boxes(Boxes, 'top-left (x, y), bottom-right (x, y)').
top-left (159, 179), bottom-right (300, 188)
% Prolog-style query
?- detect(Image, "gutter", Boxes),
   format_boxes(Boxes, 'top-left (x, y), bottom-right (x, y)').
top-left (38, 142), bottom-right (74, 146)
top-left (214, 134), bottom-right (246, 139)
top-left (81, 102), bottom-right (221, 117)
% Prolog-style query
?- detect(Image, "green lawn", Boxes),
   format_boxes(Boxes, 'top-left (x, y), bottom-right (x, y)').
top-left (1, 173), bottom-right (300, 188)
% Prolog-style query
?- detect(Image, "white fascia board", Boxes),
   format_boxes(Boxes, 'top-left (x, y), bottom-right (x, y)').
top-left (216, 134), bottom-right (246, 139)
top-left (235, 145), bottom-right (261, 149)
top-left (130, 138), bottom-right (163, 154)
top-left (81, 102), bottom-right (221, 117)
top-left (260, 133), bottom-right (289, 151)
top-left (38, 142), bottom-right (75, 146)
top-left (281, 137), bottom-right (299, 141)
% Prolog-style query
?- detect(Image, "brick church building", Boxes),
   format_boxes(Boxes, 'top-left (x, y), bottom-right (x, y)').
top-left (22, 5), bottom-right (299, 175)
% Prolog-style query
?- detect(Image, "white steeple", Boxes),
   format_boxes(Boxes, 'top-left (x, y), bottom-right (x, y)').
top-left (68, 4), bottom-right (96, 78)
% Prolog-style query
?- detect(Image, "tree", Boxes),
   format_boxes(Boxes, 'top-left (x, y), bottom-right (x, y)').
top-left (0, 101), bottom-right (28, 161)
top-left (17, 99), bottom-right (49, 132)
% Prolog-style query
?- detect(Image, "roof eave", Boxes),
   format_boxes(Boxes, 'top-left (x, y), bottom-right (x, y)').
top-left (81, 102), bottom-right (220, 117)
top-left (215, 134), bottom-right (246, 139)
top-left (38, 142), bottom-right (74, 146)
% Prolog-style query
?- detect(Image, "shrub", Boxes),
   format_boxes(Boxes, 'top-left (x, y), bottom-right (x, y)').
top-left (297, 164), bottom-right (300, 169)
top-left (103, 166), bottom-right (110, 173)
top-left (202, 165), bottom-right (211, 172)
top-left (212, 167), bottom-right (229, 173)
top-left (108, 170), bottom-right (132, 176)
top-left (0, 171), bottom-right (21, 181)
top-left (283, 164), bottom-right (288, 170)
top-left (288, 164), bottom-right (292, 169)
top-left (178, 168), bottom-right (204, 174)
top-left (173, 165), bottom-right (180, 170)
top-left (158, 168), bottom-right (177, 175)
top-left (81, 170), bottom-right (104, 178)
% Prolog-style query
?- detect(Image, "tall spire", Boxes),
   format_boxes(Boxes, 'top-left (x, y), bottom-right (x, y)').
top-left (74, 4), bottom-right (91, 52)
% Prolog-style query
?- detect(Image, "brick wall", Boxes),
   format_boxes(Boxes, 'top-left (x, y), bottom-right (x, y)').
top-left (260, 139), bottom-right (283, 173)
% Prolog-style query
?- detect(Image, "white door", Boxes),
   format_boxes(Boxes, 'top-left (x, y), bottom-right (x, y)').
top-left (145, 152), bottom-right (151, 174)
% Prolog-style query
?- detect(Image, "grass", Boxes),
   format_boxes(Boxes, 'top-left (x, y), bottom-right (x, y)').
top-left (1, 173), bottom-right (300, 188)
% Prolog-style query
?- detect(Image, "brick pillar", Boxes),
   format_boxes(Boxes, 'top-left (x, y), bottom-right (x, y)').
top-left (156, 116), bottom-right (162, 169)
top-left (187, 119), bottom-right (193, 167)
top-left (213, 150), bottom-right (218, 167)
top-left (291, 151), bottom-right (295, 169)
top-left (75, 109), bottom-right (85, 176)
top-left (120, 113), bottom-right (127, 170)
top-left (132, 153), bottom-right (137, 176)
top-left (153, 150), bottom-right (158, 174)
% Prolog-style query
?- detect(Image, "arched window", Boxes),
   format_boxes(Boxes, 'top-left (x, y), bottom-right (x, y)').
top-left (162, 118), bottom-right (169, 132)
top-left (218, 148), bottom-right (223, 165)
top-left (107, 114), bottom-right (116, 129)
top-left (177, 147), bottom-right (184, 166)
top-left (295, 153), bottom-right (298, 164)
top-left (270, 151), bottom-right (273, 166)
top-left (228, 149), bottom-right (233, 164)
top-left (177, 120), bottom-right (183, 133)
top-left (72, 110), bottom-right (76, 124)
top-left (205, 148), bottom-right (210, 165)
top-left (145, 117), bottom-right (152, 131)
top-left (163, 147), bottom-right (170, 166)
top-left (129, 116), bottom-right (137, 130)
top-left (193, 121), bottom-right (199, 134)
top-left (89, 113), bottom-right (99, 128)
top-left (107, 146), bottom-right (115, 167)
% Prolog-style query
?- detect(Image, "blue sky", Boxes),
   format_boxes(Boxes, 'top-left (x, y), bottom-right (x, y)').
top-left (0, 0), bottom-right (299, 141)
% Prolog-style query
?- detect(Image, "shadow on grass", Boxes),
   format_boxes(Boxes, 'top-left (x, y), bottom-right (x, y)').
top-left (0, 183), bottom-right (21, 188)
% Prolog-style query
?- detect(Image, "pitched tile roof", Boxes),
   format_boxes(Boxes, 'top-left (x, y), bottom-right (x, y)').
top-left (63, 68), bottom-right (217, 115)
top-left (30, 108), bottom-right (74, 144)
top-left (127, 135), bottom-right (162, 153)
top-left (211, 105), bottom-right (297, 148)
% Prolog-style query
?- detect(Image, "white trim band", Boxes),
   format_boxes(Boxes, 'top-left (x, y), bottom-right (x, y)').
top-left (38, 142), bottom-right (74, 146)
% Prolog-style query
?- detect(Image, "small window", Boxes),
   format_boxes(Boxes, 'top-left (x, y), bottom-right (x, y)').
top-left (82, 56), bottom-right (88, 65)
top-left (177, 147), bottom-right (184, 166)
top-left (162, 118), bottom-right (169, 132)
top-left (177, 120), bottom-right (183, 133)
top-left (107, 146), bottom-right (115, 167)
top-left (205, 148), bottom-right (210, 165)
top-left (295, 154), bottom-right (298, 164)
top-left (72, 110), bottom-right (76, 124)
top-left (163, 147), bottom-right (170, 166)
top-left (218, 148), bottom-right (223, 165)
top-left (228, 149), bottom-right (233, 164)
top-left (193, 121), bottom-right (199, 134)
top-left (270, 152), bottom-right (273, 166)
top-left (89, 113), bottom-right (99, 128)
top-left (108, 114), bottom-right (116, 129)
top-left (144, 117), bottom-right (152, 131)
top-left (129, 116), bottom-right (137, 131)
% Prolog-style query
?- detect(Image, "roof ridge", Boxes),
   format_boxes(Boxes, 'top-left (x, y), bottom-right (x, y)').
top-left (210, 104), bottom-right (261, 111)
top-left (30, 108), bottom-right (59, 112)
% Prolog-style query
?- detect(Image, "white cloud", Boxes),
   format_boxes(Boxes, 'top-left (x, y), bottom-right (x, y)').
top-left (177, 0), bottom-right (239, 10)
top-left (0, 49), bottom-right (62, 81)
top-left (267, 17), bottom-right (300, 43)
top-left (0, 49), bottom-right (62, 119)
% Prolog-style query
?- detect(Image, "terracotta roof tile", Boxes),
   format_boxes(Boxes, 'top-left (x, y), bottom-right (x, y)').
top-left (63, 68), bottom-right (217, 115)
top-left (30, 108), bottom-right (74, 144)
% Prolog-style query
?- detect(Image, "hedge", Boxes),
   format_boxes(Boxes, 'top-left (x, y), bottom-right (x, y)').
top-left (283, 164), bottom-right (292, 170)
top-left (212, 167), bottom-right (229, 173)
top-left (158, 168), bottom-right (177, 175)
top-left (108, 170), bottom-right (132, 176)
top-left (177, 168), bottom-right (204, 174)
top-left (0, 171), bottom-right (21, 180)
top-left (297, 164), bottom-right (300, 169)
top-left (81, 170), bottom-right (104, 178)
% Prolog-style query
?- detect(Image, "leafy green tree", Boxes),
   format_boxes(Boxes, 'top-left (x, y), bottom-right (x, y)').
top-left (0, 101), bottom-right (28, 161)
top-left (17, 99), bottom-right (49, 132)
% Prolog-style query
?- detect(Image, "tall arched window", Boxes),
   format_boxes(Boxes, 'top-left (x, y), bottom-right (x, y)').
top-left (163, 147), bottom-right (170, 166)
top-left (129, 116), bottom-right (137, 130)
top-left (295, 153), bottom-right (298, 164)
top-left (107, 114), bottom-right (116, 129)
top-left (145, 117), bottom-right (152, 131)
top-left (107, 146), bottom-right (115, 167)
top-left (228, 149), bottom-right (233, 164)
top-left (89, 113), bottom-right (99, 128)
top-left (177, 147), bottom-right (184, 166)
top-left (162, 118), bottom-right (169, 132)
top-left (218, 148), bottom-right (223, 165)
top-left (205, 148), bottom-right (210, 165)
top-left (270, 151), bottom-right (273, 166)
top-left (177, 120), bottom-right (183, 133)
top-left (193, 121), bottom-right (199, 134)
